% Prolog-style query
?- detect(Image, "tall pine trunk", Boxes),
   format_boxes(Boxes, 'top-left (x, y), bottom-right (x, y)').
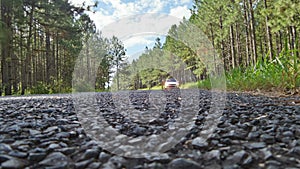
top-left (219, 16), bottom-right (227, 70)
top-left (243, 0), bottom-right (251, 66)
top-left (264, 0), bottom-right (273, 61)
top-left (46, 28), bottom-right (52, 84)
top-left (22, 1), bottom-right (34, 94)
top-left (1, 0), bottom-right (12, 95)
top-left (248, 0), bottom-right (257, 65)
top-left (230, 24), bottom-right (236, 69)
top-left (235, 23), bottom-right (242, 66)
top-left (276, 31), bottom-right (282, 57)
top-left (290, 26), bottom-right (297, 55)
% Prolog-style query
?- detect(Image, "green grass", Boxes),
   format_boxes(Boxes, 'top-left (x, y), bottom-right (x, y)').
top-left (180, 82), bottom-right (199, 89)
top-left (171, 48), bottom-right (300, 94)
top-left (225, 49), bottom-right (300, 93)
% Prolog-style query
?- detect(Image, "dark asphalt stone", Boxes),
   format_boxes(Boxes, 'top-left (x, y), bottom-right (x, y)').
top-left (147, 162), bottom-right (164, 169)
top-left (226, 150), bottom-right (247, 164)
top-left (69, 130), bottom-right (78, 138)
top-left (203, 162), bottom-right (222, 169)
top-left (29, 147), bottom-right (47, 153)
top-left (192, 137), bottom-right (208, 148)
top-left (75, 159), bottom-right (93, 169)
top-left (0, 155), bottom-right (29, 169)
top-left (104, 156), bottom-right (127, 169)
top-left (1, 158), bottom-right (29, 169)
top-left (282, 131), bottom-right (294, 137)
top-left (259, 148), bottom-right (273, 160)
top-left (87, 162), bottom-right (102, 169)
top-left (222, 162), bottom-right (240, 169)
top-left (39, 152), bottom-right (72, 168)
top-left (245, 142), bottom-right (266, 150)
top-left (247, 131), bottom-right (260, 140)
top-left (203, 150), bottom-right (221, 160)
top-left (48, 143), bottom-right (61, 150)
top-left (132, 126), bottom-right (147, 136)
top-left (8, 150), bottom-right (28, 158)
top-left (266, 160), bottom-right (281, 166)
top-left (0, 143), bottom-right (12, 152)
top-left (58, 147), bottom-right (76, 155)
top-left (290, 146), bottom-right (300, 155)
top-left (56, 132), bottom-right (70, 138)
top-left (99, 152), bottom-right (111, 162)
top-left (82, 149), bottom-right (100, 159)
top-left (260, 134), bottom-right (276, 144)
top-left (29, 129), bottom-right (41, 135)
top-left (168, 158), bottom-right (201, 169)
top-left (28, 152), bottom-right (47, 162)
top-left (16, 145), bottom-right (30, 152)
top-left (43, 126), bottom-right (59, 133)
top-left (242, 155), bottom-right (253, 165)
top-left (5, 124), bottom-right (21, 132)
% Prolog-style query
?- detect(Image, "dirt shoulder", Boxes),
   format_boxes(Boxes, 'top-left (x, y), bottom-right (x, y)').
top-left (227, 88), bottom-right (300, 98)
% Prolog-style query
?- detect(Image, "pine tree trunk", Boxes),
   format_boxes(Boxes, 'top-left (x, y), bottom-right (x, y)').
top-left (209, 23), bottom-right (217, 73)
top-left (11, 54), bottom-right (18, 93)
top-left (46, 28), bottom-right (51, 84)
top-left (33, 21), bottom-right (37, 86)
top-left (275, 31), bottom-right (283, 57)
top-left (294, 26), bottom-right (299, 58)
top-left (219, 16), bottom-right (227, 71)
top-left (1, 1), bottom-right (12, 95)
top-left (230, 25), bottom-right (236, 69)
top-left (116, 60), bottom-right (119, 91)
top-left (243, 0), bottom-right (251, 66)
top-left (52, 39), bottom-right (56, 84)
top-left (86, 39), bottom-right (90, 82)
top-left (56, 32), bottom-right (60, 87)
top-left (22, 2), bottom-right (35, 94)
top-left (235, 23), bottom-right (242, 67)
top-left (260, 36), bottom-right (265, 61)
top-left (264, 0), bottom-right (273, 61)
top-left (20, 31), bottom-right (26, 95)
top-left (290, 26), bottom-right (297, 55)
top-left (248, 0), bottom-right (257, 65)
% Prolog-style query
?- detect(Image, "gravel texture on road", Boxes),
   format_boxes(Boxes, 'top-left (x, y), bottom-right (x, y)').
top-left (0, 90), bottom-right (300, 169)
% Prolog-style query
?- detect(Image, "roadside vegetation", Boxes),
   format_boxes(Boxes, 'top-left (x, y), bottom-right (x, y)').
top-left (226, 50), bottom-right (300, 93)
top-left (198, 48), bottom-right (300, 94)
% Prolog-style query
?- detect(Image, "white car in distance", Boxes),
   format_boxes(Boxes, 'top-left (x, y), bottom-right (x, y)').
top-left (163, 78), bottom-right (179, 90)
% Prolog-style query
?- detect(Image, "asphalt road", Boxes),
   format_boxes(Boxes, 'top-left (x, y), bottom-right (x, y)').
top-left (0, 90), bottom-right (299, 169)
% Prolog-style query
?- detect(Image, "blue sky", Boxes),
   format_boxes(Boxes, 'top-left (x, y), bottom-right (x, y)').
top-left (69, 0), bottom-right (194, 60)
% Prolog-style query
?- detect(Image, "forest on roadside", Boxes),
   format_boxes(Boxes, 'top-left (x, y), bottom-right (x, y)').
top-left (0, 0), bottom-right (126, 95)
top-left (1, 0), bottom-right (300, 95)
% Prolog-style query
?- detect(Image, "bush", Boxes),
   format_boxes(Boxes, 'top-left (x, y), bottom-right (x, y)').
top-left (25, 82), bottom-right (50, 95)
top-left (225, 48), bottom-right (300, 92)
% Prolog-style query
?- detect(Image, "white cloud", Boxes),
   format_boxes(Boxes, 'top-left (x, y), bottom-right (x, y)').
top-left (69, 0), bottom-right (193, 29)
top-left (177, 0), bottom-right (191, 5)
top-left (68, 0), bottom-right (94, 7)
top-left (101, 0), bottom-right (165, 18)
top-left (69, 0), bottom-right (193, 56)
top-left (100, 13), bottom-right (181, 41)
top-left (169, 5), bottom-right (191, 19)
top-left (123, 35), bottom-right (156, 49)
top-left (146, 0), bottom-right (165, 13)
top-left (86, 11), bottom-right (115, 30)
